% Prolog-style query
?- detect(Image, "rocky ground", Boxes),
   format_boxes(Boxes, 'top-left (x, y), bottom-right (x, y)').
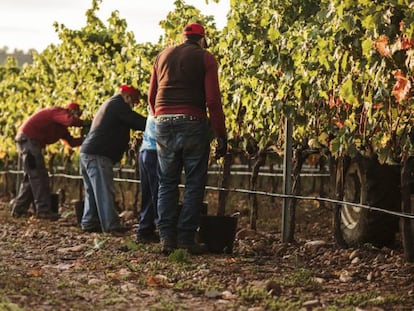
top-left (0, 195), bottom-right (413, 311)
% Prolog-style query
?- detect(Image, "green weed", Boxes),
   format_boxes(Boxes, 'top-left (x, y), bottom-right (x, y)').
top-left (237, 285), bottom-right (303, 310)
top-left (281, 268), bottom-right (321, 291)
top-left (0, 302), bottom-right (25, 311)
top-left (238, 285), bottom-right (269, 303)
top-left (334, 291), bottom-right (407, 308)
top-left (168, 249), bottom-right (192, 265)
top-left (123, 238), bottom-right (140, 251)
top-left (0, 295), bottom-right (24, 311)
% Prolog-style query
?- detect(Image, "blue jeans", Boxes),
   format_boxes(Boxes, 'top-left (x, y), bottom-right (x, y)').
top-left (80, 153), bottom-right (122, 232)
top-left (156, 118), bottom-right (210, 245)
top-left (137, 149), bottom-right (158, 237)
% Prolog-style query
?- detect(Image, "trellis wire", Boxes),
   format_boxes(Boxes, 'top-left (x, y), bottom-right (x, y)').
top-left (2, 169), bottom-right (413, 220)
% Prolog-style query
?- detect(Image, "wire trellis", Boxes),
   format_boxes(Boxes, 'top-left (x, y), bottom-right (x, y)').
top-left (2, 169), bottom-right (413, 220)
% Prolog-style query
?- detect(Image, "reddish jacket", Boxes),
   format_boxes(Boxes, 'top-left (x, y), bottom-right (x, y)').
top-left (148, 41), bottom-right (226, 138)
top-left (19, 107), bottom-right (84, 147)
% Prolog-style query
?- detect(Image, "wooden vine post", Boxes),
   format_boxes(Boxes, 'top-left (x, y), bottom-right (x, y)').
top-left (281, 117), bottom-right (293, 243)
top-left (217, 152), bottom-right (232, 216)
top-left (249, 150), bottom-right (267, 230)
top-left (333, 156), bottom-right (348, 248)
top-left (287, 148), bottom-right (308, 242)
top-left (400, 155), bottom-right (414, 262)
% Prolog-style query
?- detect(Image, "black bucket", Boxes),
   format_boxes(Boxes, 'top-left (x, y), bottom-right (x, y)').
top-left (198, 215), bottom-right (238, 254)
top-left (74, 200), bottom-right (84, 225)
top-left (50, 193), bottom-right (59, 213)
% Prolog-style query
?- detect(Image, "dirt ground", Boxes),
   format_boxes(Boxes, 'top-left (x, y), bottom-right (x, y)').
top-left (1, 194), bottom-right (414, 311)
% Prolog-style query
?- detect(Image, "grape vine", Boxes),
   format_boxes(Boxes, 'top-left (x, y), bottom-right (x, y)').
top-left (0, 0), bottom-right (413, 171)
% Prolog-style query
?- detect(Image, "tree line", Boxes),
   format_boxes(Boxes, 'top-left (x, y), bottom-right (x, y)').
top-left (0, 47), bottom-right (34, 66)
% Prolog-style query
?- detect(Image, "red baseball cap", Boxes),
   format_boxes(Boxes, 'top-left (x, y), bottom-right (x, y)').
top-left (183, 23), bottom-right (205, 37)
top-left (66, 102), bottom-right (81, 111)
top-left (183, 23), bottom-right (208, 48)
top-left (120, 84), bottom-right (140, 103)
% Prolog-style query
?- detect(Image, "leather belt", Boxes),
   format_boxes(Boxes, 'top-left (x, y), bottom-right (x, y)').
top-left (156, 115), bottom-right (201, 122)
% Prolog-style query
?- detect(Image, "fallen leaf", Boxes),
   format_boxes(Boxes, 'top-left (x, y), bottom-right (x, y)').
top-left (29, 269), bottom-right (42, 277)
top-left (146, 274), bottom-right (173, 288)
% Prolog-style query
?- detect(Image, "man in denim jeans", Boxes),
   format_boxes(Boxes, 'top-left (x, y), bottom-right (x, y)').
top-left (148, 23), bottom-right (227, 254)
top-left (136, 107), bottom-right (159, 243)
top-left (80, 85), bottom-right (146, 235)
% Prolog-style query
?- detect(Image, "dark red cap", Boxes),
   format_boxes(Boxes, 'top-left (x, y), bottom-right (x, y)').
top-left (183, 23), bottom-right (205, 37)
top-left (66, 102), bottom-right (80, 111)
top-left (120, 84), bottom-right (140, 103)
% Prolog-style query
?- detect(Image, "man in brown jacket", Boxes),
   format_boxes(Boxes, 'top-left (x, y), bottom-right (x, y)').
top-left (148, 23), bottom-right (227, 254)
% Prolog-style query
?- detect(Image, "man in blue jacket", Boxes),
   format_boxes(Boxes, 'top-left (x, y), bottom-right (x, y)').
top-left (80, 85), bottom-right (146, 234)
top-left (136, 107), bottom-right (159, 243)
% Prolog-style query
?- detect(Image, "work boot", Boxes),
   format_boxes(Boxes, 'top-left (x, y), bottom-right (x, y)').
top-left (36, 211), bottom-right (60, 221)
top-left (10, 200), bottom-right (31, 218)
top-left (11, 209), bottom-right (32, 218)
top-left (136, 232), bottom-right (160, 244)
top-left (81, 225), bottom-right (103, 233)
top-left (177, 242), bottom-right (208, 255)
top-left (108, 226), bottom-right (132, 237)
top-left (161, 238), bottom-right (177, 255)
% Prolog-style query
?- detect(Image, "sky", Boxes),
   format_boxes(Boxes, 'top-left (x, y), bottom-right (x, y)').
top-left (0, 0), bottom-right (230, 52)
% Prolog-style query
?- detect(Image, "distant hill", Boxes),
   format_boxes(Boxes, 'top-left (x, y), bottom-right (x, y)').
top-left (0, 47), bottom-right (34, 66)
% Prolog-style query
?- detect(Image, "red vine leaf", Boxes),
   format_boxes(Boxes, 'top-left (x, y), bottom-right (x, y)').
top-left (401, 34), bottom-right (414, 50)
top-left (392, 70), bottom-right (411, 103)
top-left (374, 35), bottom-right (391, 57)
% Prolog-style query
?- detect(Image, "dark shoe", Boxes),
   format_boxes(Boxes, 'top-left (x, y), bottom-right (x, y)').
top-left (177, 242), bottom-right (208, 255)
top-left (81, 225), bottom-right (102, 233)
top-left (161, 238), bottom-right (177, 255)
top-left (136, 232), bottom-right (160, 244)
top-left (36, 211), bottom-right (60, 221)
top-left (11, 209), bottom-right (32, 218)
top-left (108, 226), bottom-right (132, 236)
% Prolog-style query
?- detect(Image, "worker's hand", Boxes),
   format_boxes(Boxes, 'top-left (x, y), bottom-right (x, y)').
top-left (82, 119), bottom-right (92, 128)
top-left (81, 119), bottom-right (92, 136)
top-left (214, 136), bottom-right (227, 159)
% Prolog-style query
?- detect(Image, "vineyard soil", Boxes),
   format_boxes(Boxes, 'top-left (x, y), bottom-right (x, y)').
top-left (0, 194), bottom-right (413, 311)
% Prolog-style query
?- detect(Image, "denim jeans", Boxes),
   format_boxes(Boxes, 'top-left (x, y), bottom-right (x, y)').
top-left (80, 153), bottom-right (121, 232)
top-left (156, 118), bottom-right (210, 245)
top-left (137, 149), bottom-right (158, 237)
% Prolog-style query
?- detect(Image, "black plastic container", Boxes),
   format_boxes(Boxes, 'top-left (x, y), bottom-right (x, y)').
top-left (198, 215), bottom-right (238, 254)
top-left (74, 200), bottom-right (84, 225)
top-left (50, 193), bottom-right (59, 213)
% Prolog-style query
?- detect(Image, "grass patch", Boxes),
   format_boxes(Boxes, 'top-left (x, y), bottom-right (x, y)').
top-left (334, 291), bottom-right (407, 308)
top-left (0, 295), bottom-right (25, 311)
top-left (237, 286), bottom-right (303, 310)
top-left (281, 268), bottom-right (321, 291)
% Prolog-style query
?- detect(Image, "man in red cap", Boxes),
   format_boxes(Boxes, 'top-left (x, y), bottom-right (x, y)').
top-left (148, 22), bottom-right (227, 254)
top-left (11, 103), bottom-right (87, 220)
top-left (80, 85), bottom-right (146, 235)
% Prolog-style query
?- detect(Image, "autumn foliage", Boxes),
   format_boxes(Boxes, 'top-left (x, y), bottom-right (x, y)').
top-left (373, 24), bottom-right (413, 104)
top-left (392, 70), bottom-right (412, 103)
